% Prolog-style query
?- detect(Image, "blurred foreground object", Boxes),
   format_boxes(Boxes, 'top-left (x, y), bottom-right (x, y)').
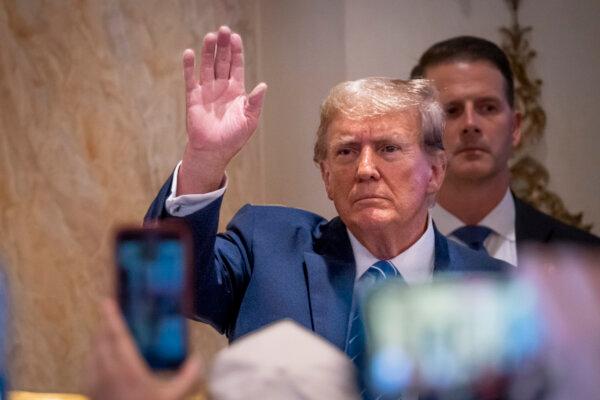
top-left (9, 392), bottom-right (87, 400)
top-left (363, 274), bottom-right (542, 399)
top-left (1, 263), bottom-right (8, 399)
top-left (114, 222), bottom-right (194, 370)
top-left (520, 245), bottom-right (600, 400)
top-left (363, 245), bottom-right (600, 400)
top-left (209, 320), bottom-right (360, 400)
top-left (8, 391), bottom-right (203, 400)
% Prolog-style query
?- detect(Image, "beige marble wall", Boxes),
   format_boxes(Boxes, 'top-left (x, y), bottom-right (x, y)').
top-left (0, 0), bottom-right (263, 392)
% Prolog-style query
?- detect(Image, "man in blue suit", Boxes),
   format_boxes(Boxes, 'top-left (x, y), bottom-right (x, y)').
top-left (145, 26), bottom-right (509, 352)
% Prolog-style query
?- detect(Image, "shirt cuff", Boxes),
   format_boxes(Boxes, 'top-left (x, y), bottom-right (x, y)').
top-left (165, 161), bottom-right (227, 217)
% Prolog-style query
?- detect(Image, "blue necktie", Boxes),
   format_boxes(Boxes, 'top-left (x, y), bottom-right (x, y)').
top-left (347, 260), bottom-right (402, 399)
top-left (451, 225), bottom-right (492, 254)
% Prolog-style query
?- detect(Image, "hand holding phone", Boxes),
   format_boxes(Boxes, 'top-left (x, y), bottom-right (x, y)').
top-left (87, 299), bottom-right (202, 400)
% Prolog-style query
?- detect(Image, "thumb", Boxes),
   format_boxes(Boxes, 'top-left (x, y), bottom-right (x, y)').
top-left (245, 82), bottom-right (268, 120)
top-left (163, 355), bottom-right (203, 400)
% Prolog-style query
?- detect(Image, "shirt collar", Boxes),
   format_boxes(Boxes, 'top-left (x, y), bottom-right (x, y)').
top-left (431, 188), bottom-right (516, 241)
top-left (347, 216), bottom-right (436, 285)
top-left (479, 189), bottom-right (516, 240)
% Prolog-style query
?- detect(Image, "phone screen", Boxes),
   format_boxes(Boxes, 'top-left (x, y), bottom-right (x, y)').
top-left (116, 227), bottom-right (190, 370)
top-left (363, 276), bottom-right (544, 397)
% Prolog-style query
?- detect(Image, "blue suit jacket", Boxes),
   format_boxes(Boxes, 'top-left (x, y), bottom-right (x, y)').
top-left (146, 178), bottom-right (510, 351)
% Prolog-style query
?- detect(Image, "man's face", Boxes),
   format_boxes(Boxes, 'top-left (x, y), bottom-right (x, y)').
top-left (320, 111), bottom-right (445, 235)
top-left (424, 61), bottom-right (521, 184)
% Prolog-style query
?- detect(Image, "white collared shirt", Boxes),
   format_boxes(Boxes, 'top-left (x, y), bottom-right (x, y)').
top-left (165, 162), bottom-right (227, 217)
top-left (347, 217), bottom-right (436, 285)
top-left (431, 189), bottom-right (517, 266)
top-left (165, 163), bottom-right (437, 284)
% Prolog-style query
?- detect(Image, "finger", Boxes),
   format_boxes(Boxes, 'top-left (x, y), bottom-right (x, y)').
top-left (230, 33), bottom-right (244, 84)
top-left (94, 327), bottom-right (115, 385)
top-left (214, 26), bottom-right (232, 80)
top-left (200, 32), bottom-right (218, 84)
top-left (86, 304), bottom-right (108, 392)
top-left (164, 355), bottom-right (204, 400)
top-left (93, 300), bottom-right (122, 381)
top-left (101, 298), bottom-right (129, 345)
top-left (182, 49), bottom-right (196, 93)
top-left (245, 82), bottom-right (268, 120)
top-left (100, 299), bottom-right (148, 375)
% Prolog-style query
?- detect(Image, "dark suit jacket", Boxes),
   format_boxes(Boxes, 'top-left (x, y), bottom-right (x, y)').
top-left (146, 178), bottom-right (510, 351)
top-left (514, 196), bottom-right (600, 255)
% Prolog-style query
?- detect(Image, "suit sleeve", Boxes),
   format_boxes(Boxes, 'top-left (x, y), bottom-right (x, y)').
top-left (145, 175), bottom-right (254, 336)
top-left (144, 174), bottom-right (174, 221)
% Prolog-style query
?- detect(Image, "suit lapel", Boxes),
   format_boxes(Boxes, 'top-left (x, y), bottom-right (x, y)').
top-left (514, 196), bottom-right (553, 248)
top-left (303, 217), bottom-right (355, 351)
top-left (432, 226), bottom-right (454, 273)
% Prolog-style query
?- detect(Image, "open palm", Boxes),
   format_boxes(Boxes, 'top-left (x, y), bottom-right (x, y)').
top-left (178, 26), bottom-right (267, 194)
top-left (184, 27), bottom-right (266, 167)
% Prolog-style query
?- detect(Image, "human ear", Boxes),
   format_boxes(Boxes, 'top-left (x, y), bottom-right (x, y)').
top-left (427, 150), bottom-right (447, 195)
top-left (320, 161), bottom-right (334, 200)
top-left (511, 110), bottom-right (523, 148)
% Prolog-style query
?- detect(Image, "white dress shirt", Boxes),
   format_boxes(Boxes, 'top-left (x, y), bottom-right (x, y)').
top-left (431, 189), bottom-right (518, 266)
top-left (347, 218), bottom-right (435, 285)
top-left (165, 162), bottom-right (436, 285)
top-left (166, 162), bottom-right (227, 217)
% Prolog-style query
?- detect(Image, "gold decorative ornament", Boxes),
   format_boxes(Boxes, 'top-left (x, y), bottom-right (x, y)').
top-left (510, 156), bottom-right (592, 230)
top-left (500, 0), bottom-right (592, 231)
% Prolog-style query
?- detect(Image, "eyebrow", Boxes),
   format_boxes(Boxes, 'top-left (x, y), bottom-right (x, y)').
top-left (330, 132), bottom-right (412, 147)
top-left (445, 95), bottom-right (503, 104)
top-left (475, 96), bottom-right (503, 103)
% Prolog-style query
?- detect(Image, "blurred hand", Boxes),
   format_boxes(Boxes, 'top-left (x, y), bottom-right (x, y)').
top-left (87, 299), bottom-right (202, 400)
top-left (178, 25), bottom-right (267, 195)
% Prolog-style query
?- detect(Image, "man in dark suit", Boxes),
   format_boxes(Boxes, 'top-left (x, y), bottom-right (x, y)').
top-left (145, 26), bottom-right (509, 351)
top-left (411, 36), bottom-right (599, 265)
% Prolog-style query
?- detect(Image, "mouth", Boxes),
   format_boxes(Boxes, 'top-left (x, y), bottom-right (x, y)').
top-left (455, 146), bottom-right (489, 155)
top-left (353, 195), bottom-right (388, 204)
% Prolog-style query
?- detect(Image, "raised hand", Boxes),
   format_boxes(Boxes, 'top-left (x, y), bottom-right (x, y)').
top-left (178, 26), bottom-right (267, 195)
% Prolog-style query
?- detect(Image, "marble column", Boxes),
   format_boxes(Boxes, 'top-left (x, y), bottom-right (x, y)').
top-left (0, 0), bottom-right (263, 392)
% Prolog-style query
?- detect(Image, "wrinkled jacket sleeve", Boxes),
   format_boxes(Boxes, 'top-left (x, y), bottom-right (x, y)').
top-left (144, 175), bottom-right (253, 337)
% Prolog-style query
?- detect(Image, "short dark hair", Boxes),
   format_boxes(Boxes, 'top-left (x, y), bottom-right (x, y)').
top-left (410, 36), bottom-right (515, 107)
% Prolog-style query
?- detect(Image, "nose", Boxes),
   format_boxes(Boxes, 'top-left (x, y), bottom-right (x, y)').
top-left (461, 104), bottom-right (481, 136)
top-left (356, 147), bottom-right (380, 181)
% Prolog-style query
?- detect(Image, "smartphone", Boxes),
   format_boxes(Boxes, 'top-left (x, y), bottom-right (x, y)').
top-left (115, 221), bottom-right (193, 370)
top-left (362, 275), bottom-right (544, 398)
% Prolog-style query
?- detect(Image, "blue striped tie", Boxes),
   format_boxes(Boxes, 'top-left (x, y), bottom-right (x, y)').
top-left (347, 260), bottom-right (401, 399)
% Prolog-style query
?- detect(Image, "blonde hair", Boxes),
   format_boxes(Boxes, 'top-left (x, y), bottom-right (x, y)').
top-left (313, 77), bottom-right (444, 163)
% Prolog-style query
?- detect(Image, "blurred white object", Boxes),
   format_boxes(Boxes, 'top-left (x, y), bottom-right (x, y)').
top-left (209, 320), bottom-right (360, 400)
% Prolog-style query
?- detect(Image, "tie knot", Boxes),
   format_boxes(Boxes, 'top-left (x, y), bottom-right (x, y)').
top-left (451, 225), bottom-right (492, 252)
top-left (356, 260), bottom-right (403, 301)
top-left (361, 260), bottom-right (399, 283)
